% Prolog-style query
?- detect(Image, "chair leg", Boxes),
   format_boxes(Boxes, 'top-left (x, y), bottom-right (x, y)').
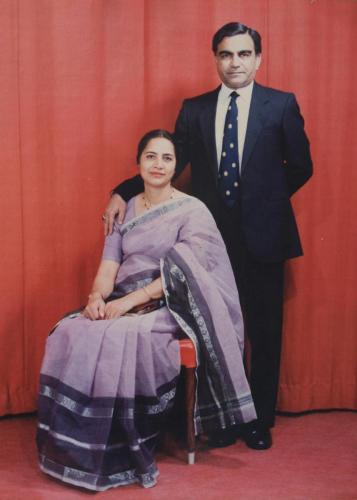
top-left (185, 367), bottom-right (196, 464)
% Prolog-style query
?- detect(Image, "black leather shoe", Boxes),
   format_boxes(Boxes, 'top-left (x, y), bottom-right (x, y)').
top-left (207, 429), bottom-right (237, 448)
top-left (243, 428), bottom-right (272, 450)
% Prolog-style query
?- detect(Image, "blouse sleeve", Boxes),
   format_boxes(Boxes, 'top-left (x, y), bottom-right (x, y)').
top-left (101, 220), bottom-right (123, 263)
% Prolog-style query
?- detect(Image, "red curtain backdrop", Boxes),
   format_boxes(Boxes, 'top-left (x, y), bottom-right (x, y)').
top-left (0, 0), bottom-right (356, 416)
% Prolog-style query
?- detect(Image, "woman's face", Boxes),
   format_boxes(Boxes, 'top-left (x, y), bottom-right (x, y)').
top-left (139, 137), bottom-right (176, 188)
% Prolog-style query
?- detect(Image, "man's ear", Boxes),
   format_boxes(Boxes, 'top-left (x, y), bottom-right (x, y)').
top-left (256, 53), bottom-right (262, 70)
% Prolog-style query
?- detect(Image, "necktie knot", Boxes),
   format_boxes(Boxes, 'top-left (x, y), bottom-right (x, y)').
top-left (230, 91), bottom-right (239, 100)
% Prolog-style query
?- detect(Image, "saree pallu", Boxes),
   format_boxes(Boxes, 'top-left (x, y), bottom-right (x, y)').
top-left (37, 196), bottom-right (256, 491)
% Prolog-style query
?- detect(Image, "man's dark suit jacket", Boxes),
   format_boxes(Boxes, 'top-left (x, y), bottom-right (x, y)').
top-left (114, 82), bottom-right (313, 263)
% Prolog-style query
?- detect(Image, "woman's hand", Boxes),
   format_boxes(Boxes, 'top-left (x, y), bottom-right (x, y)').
top-left (104, 297), bottom-right (135, 319)
top-left (83, 294), bottom-right (106, 321)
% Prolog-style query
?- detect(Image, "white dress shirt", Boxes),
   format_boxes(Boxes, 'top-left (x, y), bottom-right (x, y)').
top-left (215, 80), bottom-right (254, 173)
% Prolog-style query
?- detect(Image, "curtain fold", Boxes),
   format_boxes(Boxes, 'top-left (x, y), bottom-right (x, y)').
top-left (0, 0), bottom-right (356, 415)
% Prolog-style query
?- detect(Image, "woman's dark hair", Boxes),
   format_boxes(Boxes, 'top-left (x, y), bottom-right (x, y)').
top-left (212, 22), bottom-right (262, 55)
top-left (136, 129), bottom-right (177, 164)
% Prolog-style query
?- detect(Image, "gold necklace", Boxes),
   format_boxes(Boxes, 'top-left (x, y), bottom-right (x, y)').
top-left (142, 187), bottom-right (175, 210)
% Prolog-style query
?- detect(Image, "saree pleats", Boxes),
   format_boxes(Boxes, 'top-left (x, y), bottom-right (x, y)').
top-left (37, 310), bottom-right (180, 489)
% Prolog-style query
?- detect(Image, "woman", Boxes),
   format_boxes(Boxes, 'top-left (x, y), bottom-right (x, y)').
top-left (37, 129), bottom-right (256, 491)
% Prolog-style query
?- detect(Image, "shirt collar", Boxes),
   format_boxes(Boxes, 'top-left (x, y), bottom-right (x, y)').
top-left (219, 80), bottom-right (254, 101)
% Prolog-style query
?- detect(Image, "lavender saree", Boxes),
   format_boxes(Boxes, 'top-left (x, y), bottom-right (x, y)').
top-left (37, 196), bottom-right (256, 491)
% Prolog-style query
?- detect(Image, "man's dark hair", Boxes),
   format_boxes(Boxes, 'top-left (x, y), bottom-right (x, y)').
top-left (136, 129), bottom-right (176, 164)
top-left (212, 22), bottom-right (262, 55)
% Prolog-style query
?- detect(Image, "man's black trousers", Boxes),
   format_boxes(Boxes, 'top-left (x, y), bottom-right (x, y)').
top-left (216, 202), bottom-right (285, 430)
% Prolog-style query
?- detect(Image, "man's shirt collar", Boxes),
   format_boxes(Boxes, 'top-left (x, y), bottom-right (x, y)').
top-left (219, 80), bottom-right (254, 101)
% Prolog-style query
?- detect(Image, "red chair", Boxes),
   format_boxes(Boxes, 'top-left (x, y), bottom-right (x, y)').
top-left (179, 338), bottom-right (197, 464)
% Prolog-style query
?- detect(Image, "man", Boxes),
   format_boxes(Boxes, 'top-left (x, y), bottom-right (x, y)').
top-left (103, 22), bottom-right (313, 450)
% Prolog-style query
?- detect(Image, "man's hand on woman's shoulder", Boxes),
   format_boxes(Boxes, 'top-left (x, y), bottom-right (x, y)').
top-left (102, 194), bottom-right (127, 236)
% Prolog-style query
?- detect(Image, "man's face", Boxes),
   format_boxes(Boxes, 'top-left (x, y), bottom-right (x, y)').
top-left (215, 33), bottom-right (261, 89)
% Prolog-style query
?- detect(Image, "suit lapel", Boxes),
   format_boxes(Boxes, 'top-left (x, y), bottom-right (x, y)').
top-left (241, 82), bottom-right (270, 174)
top-left (199, 87), bottom-right (220, 182)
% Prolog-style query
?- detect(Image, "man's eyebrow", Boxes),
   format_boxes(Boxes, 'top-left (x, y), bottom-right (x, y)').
top-left (218, 49), bottom-right (231, 54)
top-left (217, 49), bottom-right (253, 56)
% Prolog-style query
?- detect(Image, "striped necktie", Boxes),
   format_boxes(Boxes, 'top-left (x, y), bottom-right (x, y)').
top-left (218, 91), bottom-right (239, 207)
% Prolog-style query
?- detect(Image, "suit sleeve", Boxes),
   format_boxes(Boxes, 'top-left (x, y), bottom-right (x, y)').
top-left (282, 94), bottom-right (313, 196)
top-left (112, 175), bottom-right (144, 202)
top-left (173, 100), bottom-right (191, 179)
